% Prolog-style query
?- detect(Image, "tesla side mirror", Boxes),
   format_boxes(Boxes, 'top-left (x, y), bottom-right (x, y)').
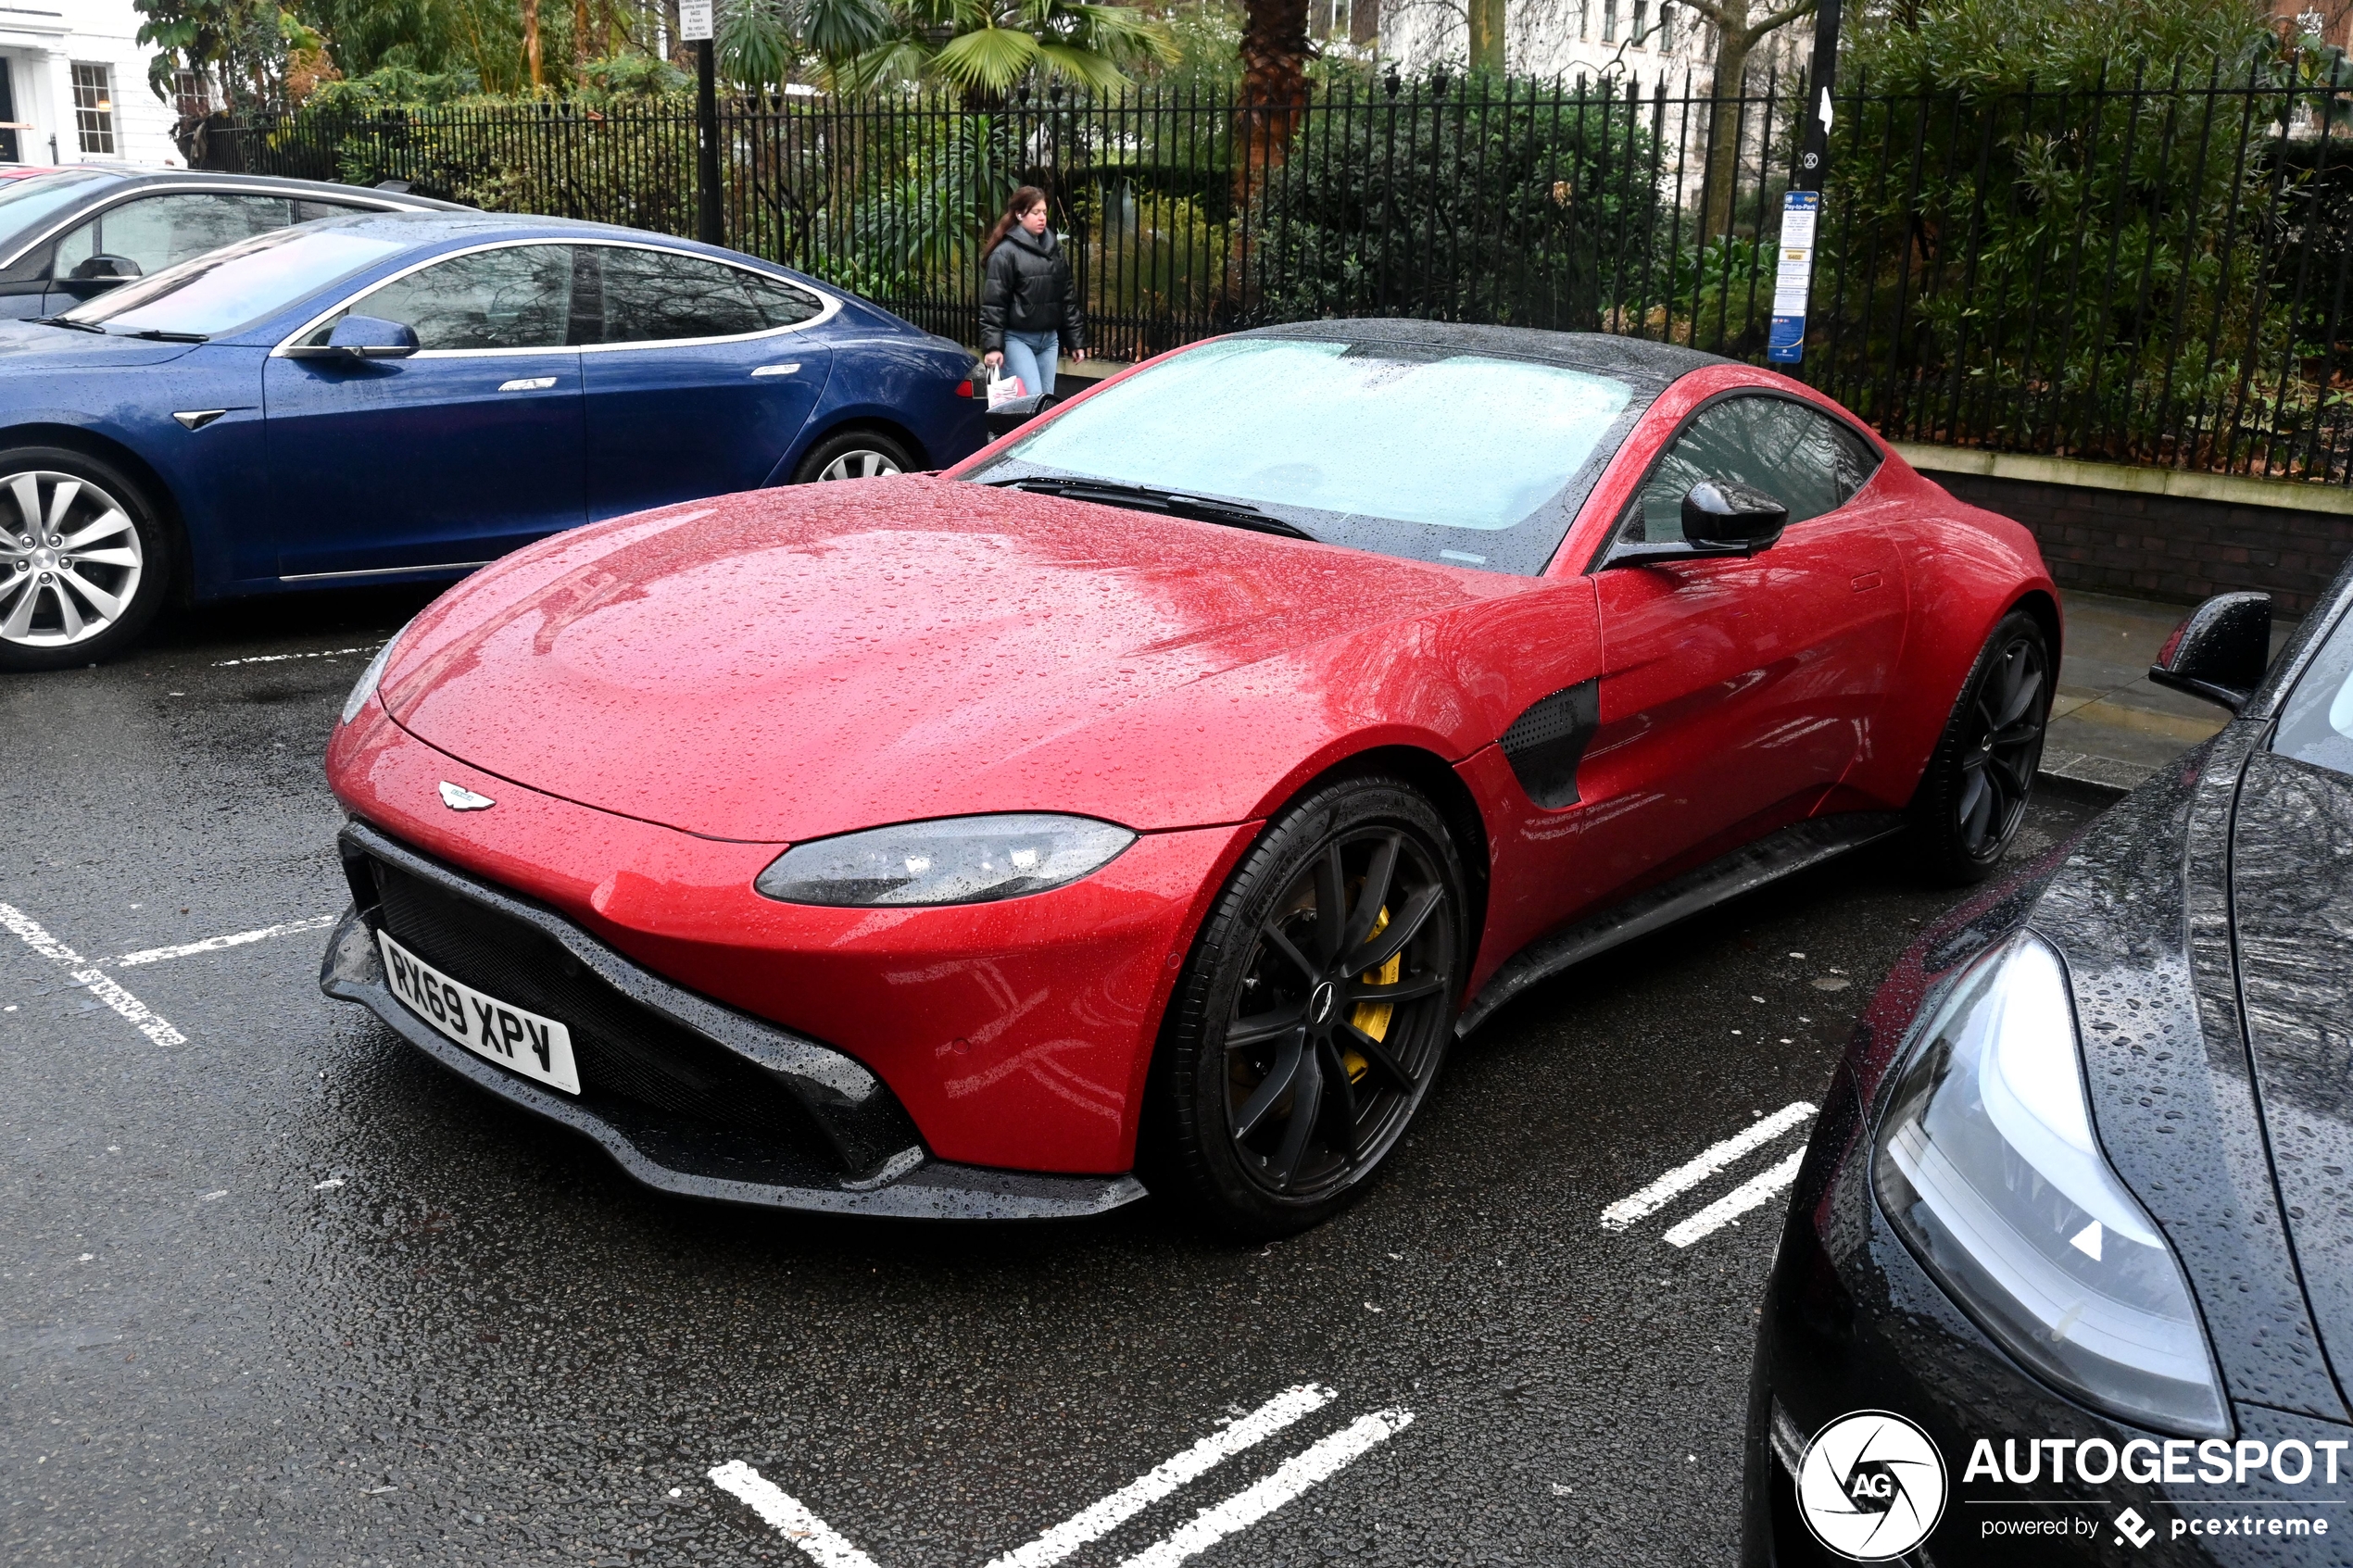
top-left (61, 253), bottom-right (142, 294)
top-left (1680, 480), bottom-right (1788, 552)
top-left (289, 315), bottom-right (421, 360)
top-left (986, 392), bottom-right (1059, 438)
top-left (2150, 591), bottom-right (2271, 713)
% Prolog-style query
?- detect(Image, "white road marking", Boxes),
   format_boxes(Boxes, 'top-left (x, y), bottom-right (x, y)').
top-left (1662, 1148), bottom-right (1807, 1248)
top-left (0, 903), bottom-right (185, 1047)
top-left (984, 1384), bottom-right (1336, 1568)
top-left (708, 1461), bottom-right (882, 1568)
top-left (211, 643), bottom-right (381, 667)
top-left (1599, 1100), bottom-right (1816, 1231)
top-left (1115, 1409), bottom-right (1416, 1568)
top-left (113, 915), bottom-right (337, 968)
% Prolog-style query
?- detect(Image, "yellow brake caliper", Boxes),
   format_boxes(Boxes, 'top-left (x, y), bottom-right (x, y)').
top-left (1342, 906), bottom-right (1399, 1084)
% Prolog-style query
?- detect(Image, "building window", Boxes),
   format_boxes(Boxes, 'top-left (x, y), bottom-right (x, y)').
top-left (1633, 0), bottom-right (1648, 44)
top-left (71, 63), bottom-right (117, 156)
top-left (1579, 0), bottom-right (1591, 38)
top-left (1660, 1), bottom-right (1677, 49)
top-left (1603, 0), bottom-right (1617, 41)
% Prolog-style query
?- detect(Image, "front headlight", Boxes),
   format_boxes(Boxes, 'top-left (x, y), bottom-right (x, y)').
top-left (339, 619), bottom-right (413, 726)
top-left (753, 814), bottom-right (1135, 907)
top-left (1874, 933), bottom-right (2230, 1436)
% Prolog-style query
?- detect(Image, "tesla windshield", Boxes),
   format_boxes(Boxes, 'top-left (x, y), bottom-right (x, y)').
top-left (962, 335), bottom-right (1642, 573)
top-left (60, 224), bottom-right (408, 338)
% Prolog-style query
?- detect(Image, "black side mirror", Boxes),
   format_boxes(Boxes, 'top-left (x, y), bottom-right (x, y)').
top-left (986, 392), bottom-right (1059, 438)
top-left (62, 253), bottom-right (142, 294)
top-left (287, 314), bottom-right (422, 360)
top-left (1680, 480), bottom-right (1789, 553)
top-left (2150, 591), bottom-right (2272, 713)
top-left (1603, 480), bottom-right (1790, 569)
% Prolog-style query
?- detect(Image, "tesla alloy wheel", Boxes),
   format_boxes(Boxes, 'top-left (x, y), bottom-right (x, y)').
top-left (1155, 776), bottom-right (1466, 1237)
top-left (1912, 608), bottom-right (2051, 884)
top-left (792, 429), bottom-right (914, 484)
top-left (0, 449), bottom-right (171, 672)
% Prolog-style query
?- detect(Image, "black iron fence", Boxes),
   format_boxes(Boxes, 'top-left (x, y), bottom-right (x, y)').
top-left (228, 61), bottom-right (2353, 484)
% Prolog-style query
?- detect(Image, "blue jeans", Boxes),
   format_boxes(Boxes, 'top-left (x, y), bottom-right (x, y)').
top-left (999, 330), bottom-right (1060, 399)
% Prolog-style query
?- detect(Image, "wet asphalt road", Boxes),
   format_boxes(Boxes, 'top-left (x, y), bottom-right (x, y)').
top-left (3, 592), bottom-right (2106, 1568)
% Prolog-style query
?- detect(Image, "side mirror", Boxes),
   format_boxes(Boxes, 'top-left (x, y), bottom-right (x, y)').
top-left (1680, 480), bottom-right (1788, 553)
top-left (61, 253), bottom-right (142, 294)
top-left (985, 392), bottom-right (1059, 438)
top-left (2150, 591), bottom-right (2272, 713)
top-left (288, 314), bottom-right (421, 360)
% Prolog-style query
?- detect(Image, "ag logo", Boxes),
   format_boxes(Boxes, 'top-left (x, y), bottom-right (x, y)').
top-left (1796, 1411), bottom-right (1948, 1561)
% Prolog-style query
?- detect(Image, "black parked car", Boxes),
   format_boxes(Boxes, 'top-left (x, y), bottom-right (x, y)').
top-left (1744, 559), bottom-right (2353, 1564)
top-left (0, 167), bottom-right (452, 320)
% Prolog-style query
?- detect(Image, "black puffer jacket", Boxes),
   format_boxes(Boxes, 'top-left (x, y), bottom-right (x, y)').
top-left (979, 224), bottom-right (1086, 354)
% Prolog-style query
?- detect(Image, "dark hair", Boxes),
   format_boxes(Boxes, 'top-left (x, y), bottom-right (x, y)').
top-left (982, 186), bottom-right (1050, 259)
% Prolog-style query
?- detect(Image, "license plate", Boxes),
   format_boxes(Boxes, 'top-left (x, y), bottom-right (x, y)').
top-left (378, 929), bottom-right (581, 1096)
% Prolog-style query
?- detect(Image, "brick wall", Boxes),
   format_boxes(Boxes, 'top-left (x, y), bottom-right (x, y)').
top-left (1930, 470), bottom-right (2353, 619)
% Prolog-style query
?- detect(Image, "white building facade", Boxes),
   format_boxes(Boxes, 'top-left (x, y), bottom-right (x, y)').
top-left (0, 0), bottom-right (181, 169)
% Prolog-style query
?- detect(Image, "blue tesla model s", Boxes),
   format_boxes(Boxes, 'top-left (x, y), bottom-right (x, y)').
top-left (0, 209), bottom-right (987, 670)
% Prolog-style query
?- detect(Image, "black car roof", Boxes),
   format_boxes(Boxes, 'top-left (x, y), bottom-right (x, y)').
top-left (67, 169), bottom-right (460, 209)
top-left (1237, 318), bottom-right (1730, 391)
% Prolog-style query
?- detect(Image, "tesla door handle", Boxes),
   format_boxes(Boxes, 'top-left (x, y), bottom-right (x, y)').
top-left (1851, 571), bottom-right (1883, 592)
top-left (750, 363), bottom-right (801, 377)
top-left (497, 376), bottom-right (559, 392)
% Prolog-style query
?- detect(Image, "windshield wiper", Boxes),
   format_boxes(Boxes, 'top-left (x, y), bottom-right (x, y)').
top-left (129, 329), bottom-right (208, 343)
top-left (988, 476), bottom-right (1316, 540)
top-left (31, 316), bottom-right (105, 333)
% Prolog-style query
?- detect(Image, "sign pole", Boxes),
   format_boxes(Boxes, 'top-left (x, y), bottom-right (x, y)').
top-left (1768, 0), bottom-right (1841, 366)
top-left (683, 0), bottom-right (721, 245)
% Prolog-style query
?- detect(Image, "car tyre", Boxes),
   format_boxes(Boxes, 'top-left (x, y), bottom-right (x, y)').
top-left (1149, 774), bottom-right (1467, 1238)
top-left (0, 446), bottom-right (174, 672)
top-left (790, 429), bottom-right (915, 484)
top-left (1909, 608), bottom-right (2052, 884)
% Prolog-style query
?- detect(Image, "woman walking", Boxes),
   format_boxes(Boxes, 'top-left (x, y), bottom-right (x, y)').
top-left (980, 186), bottom-right (1086, 398)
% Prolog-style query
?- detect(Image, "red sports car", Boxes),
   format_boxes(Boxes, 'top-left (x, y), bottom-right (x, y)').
top-left (321, 321), bottom-right (2058, 1235)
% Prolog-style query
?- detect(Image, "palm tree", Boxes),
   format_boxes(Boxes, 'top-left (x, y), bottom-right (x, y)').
top-left (720, 0), bottom-right (1174, 97)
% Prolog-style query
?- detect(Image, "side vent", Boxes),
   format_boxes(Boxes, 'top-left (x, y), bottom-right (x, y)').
top-left (1500, 679), bottom-right (1600, 809)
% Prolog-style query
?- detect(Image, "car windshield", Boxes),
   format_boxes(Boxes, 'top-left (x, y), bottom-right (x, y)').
top-left (961, 335), bottom-right (1643, 573)
top-left (61, 223), bottom-right (409, 338)
top-left (2275, 602), bottom-right (2353, 780)
top-left (0, 169), bottom-right (120, 255)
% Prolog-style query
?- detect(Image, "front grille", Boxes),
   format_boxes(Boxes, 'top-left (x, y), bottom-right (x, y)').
top-left (364, 857), bottom-right (833, 1157)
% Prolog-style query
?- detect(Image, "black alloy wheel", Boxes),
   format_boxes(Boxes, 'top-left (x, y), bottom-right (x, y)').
top-left (1912, 608), bottom-right (2051, 883)
top-left (1151, 775), bottom-right (1466, 1236)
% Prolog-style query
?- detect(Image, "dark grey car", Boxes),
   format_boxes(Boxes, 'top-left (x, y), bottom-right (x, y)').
top-left (0, 168), bottom-right (455, 320)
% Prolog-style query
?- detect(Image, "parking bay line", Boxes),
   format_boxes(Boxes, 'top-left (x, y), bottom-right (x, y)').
top-left (713, 1388), bottom-right (1408, 1568)
top-left (1599, 1099), bottom-right (1817, 1232)
top-left (1661, 1148), bottom-right (1808, 1248)
top-left (984, 1383), bottom-right (1336, 1568)
top-left (0, 902), bottom-right (185, 1047)
top-left (112, 915), bottom-right (338, 968)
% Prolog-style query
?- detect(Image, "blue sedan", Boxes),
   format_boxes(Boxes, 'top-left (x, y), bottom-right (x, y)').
top-left (0, 210), bottom-right (987, 670)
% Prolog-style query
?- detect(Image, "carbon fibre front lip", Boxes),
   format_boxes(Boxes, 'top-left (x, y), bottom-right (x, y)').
top-left (318, 900), bottom-right (1147, 1223)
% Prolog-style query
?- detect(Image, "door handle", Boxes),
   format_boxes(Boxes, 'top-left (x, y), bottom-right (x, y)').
top-left (498, 376), bottom-right (558, 392)
top-left (750, 363), bottom-right (800, 377)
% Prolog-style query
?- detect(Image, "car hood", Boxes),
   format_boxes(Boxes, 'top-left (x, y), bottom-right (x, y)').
top-left (2024, 727), bottom-right (2353, 1422)
top-left (382, 476), bottom-right (1525, 841)
top-left (2226, 746), bottom-right (2353, 1409)
top-left (0, 322), bottom-right (203, 368)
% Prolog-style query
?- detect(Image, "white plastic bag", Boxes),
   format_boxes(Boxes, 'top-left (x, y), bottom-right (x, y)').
top-left (986, 370), bottom-right (1028, 409)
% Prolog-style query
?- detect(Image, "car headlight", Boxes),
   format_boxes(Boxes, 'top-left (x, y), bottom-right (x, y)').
top-left (1874, 933), bottom-right (2230, 1436)
top-left (340, 619), bottom-right (413, 726)
top-left (753, 814), bottom-right (1135, 907)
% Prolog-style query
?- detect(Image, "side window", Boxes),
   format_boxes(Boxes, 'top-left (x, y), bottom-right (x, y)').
top-left (328, 245), bottom-right (573, 351)
top-left (585, 245), bottom-right (822, 345)
top-left (1625, 395), bottom-right (1881, 543)
top-left (292, 199), bottom-right (367, 223)
top-left (57, 193), bottom-right (294, 279)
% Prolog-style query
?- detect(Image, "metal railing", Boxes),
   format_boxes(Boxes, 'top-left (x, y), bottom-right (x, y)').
top-left (229, 59), bottom-right (2353, 483)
